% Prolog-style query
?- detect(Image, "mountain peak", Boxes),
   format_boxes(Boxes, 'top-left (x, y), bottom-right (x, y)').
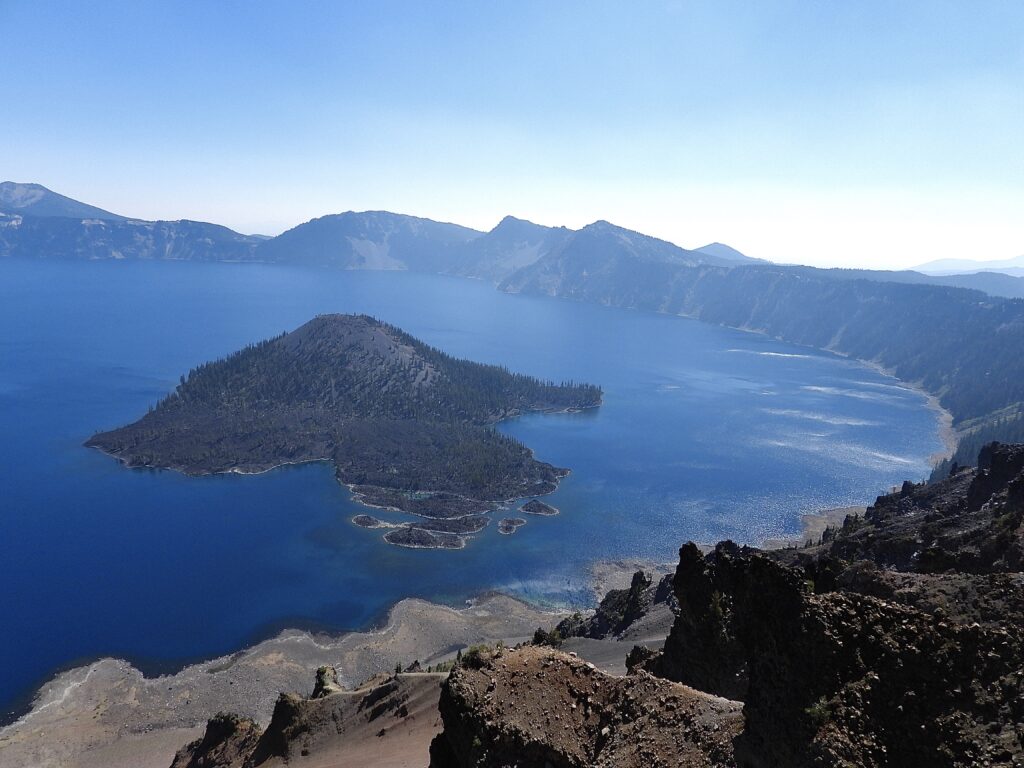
top-left (0, 181), bottom-right (126, 221)
top-left (695, 242), bottom-right (761, 264)
top-left (488, 215), bottom-right (551, 238)
top-left (497, 214), bottom-right (529, 226)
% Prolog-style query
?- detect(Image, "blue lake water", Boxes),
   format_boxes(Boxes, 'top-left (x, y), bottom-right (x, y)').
top-left (0, 259), bottom-right (944, 718)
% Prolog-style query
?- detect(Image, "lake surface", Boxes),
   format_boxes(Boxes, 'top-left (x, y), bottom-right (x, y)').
top-left (0, 259), bottom-right (944, 719)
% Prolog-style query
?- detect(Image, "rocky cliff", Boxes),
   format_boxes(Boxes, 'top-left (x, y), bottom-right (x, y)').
top-left (430, 443), bottom-right (1024, 767)
top-left (554, 570), bottom-right (676, 640)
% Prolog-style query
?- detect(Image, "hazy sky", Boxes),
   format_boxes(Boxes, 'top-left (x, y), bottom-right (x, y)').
top-left (2, 1), bottom-right (1021, 268)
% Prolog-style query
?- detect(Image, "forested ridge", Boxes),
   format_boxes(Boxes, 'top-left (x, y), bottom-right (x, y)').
top-left (155, 315), bottom-right (599, 423)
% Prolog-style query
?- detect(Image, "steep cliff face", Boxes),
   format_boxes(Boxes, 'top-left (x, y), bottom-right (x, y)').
top-left (652, 544), bottom-right (1023, 767)
top-left (555, 570), bottom-right (676, 640)
top-left (171, 713), bottom-right (262, 768)
top-left (646, 443), bottom-right (1024, 766)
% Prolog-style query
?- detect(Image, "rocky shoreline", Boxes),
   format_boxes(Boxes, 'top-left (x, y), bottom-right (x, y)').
top-left (347, 482), bottom-right (569, 548)
top-left (0, 595), bottom-right (570, 768)
top-left (760, 505), bottom-right (867, 550)
top-left (0, 557), bottom-right (675, 767)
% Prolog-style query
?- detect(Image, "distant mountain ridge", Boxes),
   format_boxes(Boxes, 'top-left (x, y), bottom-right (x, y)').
top-left (255, 212), bottom-right (745, 278)
top-left (498, 221), bottom-right (744, 298)
top-left (794, 265), bottom-right (1024, 300)
top-left (696, 241), bottom-right (763, 264)
top-left (0, 183), bottom-right (751, 277)
top-left (445, 215), bottom-right (572, 282)
top-left (914, 254), bottom-right (1024, 277)
top-left (0, 182), bottom-right (263, 261)
top-left (255, 210), bottom-right (482, 271)
top-left (6, 182), bottom-right (1022, 298)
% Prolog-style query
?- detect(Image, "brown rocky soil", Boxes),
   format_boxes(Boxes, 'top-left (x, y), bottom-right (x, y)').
top-left (429, 645), bottom-right (742, 768)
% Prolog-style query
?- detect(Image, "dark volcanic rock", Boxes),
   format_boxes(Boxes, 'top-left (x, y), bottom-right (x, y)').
top-left (556, 570), bottom-right (671, 640)
top-left (170, 712), bottom-right (262, 768)
top-left (351, 486), bottom-right (498, 518)
top-left (653, 543), bottom-right (753, 701)
top-left (790, 443), bottom-right (1024, 576)
top-left (433, 443), bottom-right (1024, 767)
top-left (645, 443), bottom-right (1024, 766)
top-left (652, 543), bottom-right (1024, 767)
top-left (366, 514), bottom-right (492, 546)
top-left (410, 515), bottom-right (490, 535)
top-left (171, 671), bottom-right (445, 767)
top-left (310, 665), bottom-right (343, 699)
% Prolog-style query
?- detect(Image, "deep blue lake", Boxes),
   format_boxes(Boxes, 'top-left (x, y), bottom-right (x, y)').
top-left (0, 259), bottom-right (943, 718)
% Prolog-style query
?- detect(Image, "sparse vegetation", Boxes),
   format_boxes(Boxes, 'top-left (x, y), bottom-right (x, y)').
top-left (532, 627), bottom-right (563, 647)
top-left (805, 696), bottom-right (833, 730)
top-left (459, 644), bottom-right (494, 669)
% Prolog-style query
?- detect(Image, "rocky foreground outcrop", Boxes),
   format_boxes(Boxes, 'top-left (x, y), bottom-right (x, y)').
top-left (171, 668), bottom-right (445, 768)
top-left (430, 443), bottom-right (1024, 767)
top-left (428, 645), bottom-right (742, 768)
top-left (648, 541), bottom-right (1023, 766)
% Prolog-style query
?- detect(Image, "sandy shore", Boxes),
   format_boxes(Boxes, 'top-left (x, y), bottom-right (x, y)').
top-left (761, 506), bottom-right (867, 550)
top-left (0, 594), bottom-right (567, 768)
top-left (841, 357), bottom-right (957, 465)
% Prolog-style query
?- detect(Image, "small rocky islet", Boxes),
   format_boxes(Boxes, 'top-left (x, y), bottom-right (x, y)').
top-left (497, 517), bottom-right (527, 535)
top-left (521, 499), bottom-right (559, 516)
top-left (87, 314), bottom-right (600, 549)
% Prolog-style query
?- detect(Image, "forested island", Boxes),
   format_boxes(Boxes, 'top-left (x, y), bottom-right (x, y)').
top-left (87, 314), bottom-right (601, 548)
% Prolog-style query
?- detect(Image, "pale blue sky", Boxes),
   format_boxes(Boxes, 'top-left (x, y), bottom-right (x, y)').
top-left (2, 1), bottom-right (1021, 267)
